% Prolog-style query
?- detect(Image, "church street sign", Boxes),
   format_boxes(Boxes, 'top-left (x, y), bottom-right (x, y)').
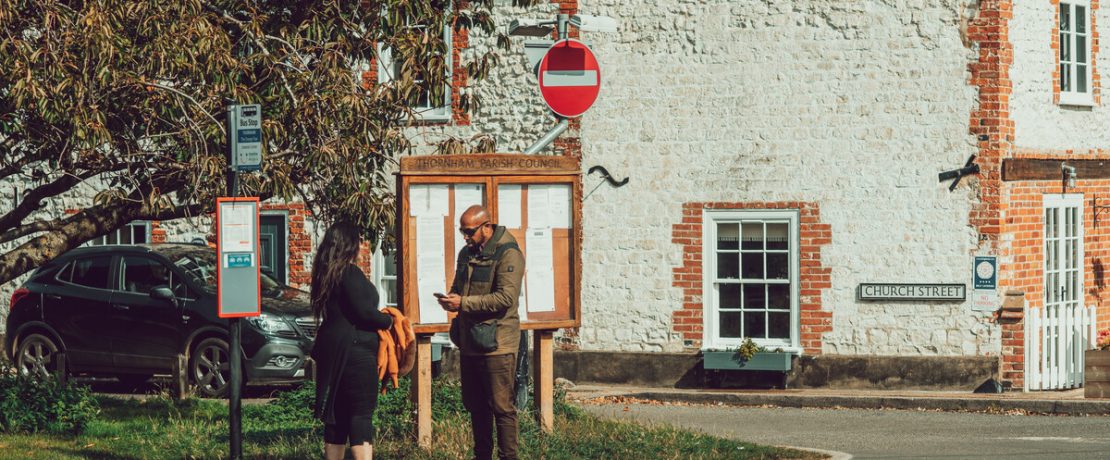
top-left (857, 283), bottom-right (966, 301)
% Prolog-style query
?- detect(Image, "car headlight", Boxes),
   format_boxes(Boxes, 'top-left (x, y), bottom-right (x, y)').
top-left (246, 313), bottom-right (295, 335)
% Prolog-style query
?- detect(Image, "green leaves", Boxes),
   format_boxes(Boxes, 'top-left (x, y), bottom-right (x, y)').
top-left (0, 360), bottom-right (100, 435)
top-left (0, 0), bottom-right (546, 284)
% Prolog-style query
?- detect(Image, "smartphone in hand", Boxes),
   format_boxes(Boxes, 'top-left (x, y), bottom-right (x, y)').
top-left (433, 292), bottom-right (446, 299)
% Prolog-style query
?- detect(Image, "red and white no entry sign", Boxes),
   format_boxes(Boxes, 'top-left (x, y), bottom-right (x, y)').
top-left (537, 39), bottom-right (601, 118)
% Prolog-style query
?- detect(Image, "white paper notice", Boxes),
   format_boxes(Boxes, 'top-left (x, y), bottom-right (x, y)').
top-left (527, 185), bottom-right (551, 229)
top-left (525, 228), bottom-right (555, 313)
top-left (498, 185), bottom-right (523, 229)
top-left (517, 277), bottom-right (528, 322)
top-left (548, 184), bottom-right (571, 228)
top-left (455, 184), bottom-right (484, 214)
top-left (410, 185), bottom-right (429, 216)
top-left (429, 184), bottom-right (450, 217)
top-left (453, 184), bottom-right (484, 266)
top-left (416, 215), bottom-right (448, 324)
top-left (220, 204), bottom-right (254, 253)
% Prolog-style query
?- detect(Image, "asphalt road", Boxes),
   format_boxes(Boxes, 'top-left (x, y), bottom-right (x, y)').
top-left (579, 402), bottom-right (1110, 459)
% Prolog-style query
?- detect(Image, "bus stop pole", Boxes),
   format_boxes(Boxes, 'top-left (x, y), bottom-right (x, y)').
top-left (228, 160), bottom-right (243, 460)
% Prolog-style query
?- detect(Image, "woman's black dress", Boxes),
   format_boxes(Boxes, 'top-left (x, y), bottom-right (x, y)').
top-left (310, 264), bottom-right (393, 445)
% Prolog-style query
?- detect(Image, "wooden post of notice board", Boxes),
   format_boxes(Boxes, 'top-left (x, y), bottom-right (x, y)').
top-left (412, 334), bottom-right (433, 448)
top-left (534, 330), bottom-right (554, 431)
top-left (397, 154), bottom-right (583, 444)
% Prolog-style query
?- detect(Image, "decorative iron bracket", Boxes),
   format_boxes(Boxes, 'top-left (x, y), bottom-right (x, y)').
top-left (1095, 196), bottom-right (1110, 227)
top-left (938, 154), bottom-right (980, 191)
top-left (584, 165), bottom-right (629, 200)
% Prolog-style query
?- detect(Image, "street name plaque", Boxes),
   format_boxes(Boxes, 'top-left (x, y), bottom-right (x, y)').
top-left (857, 283), bottom-right (966, 301)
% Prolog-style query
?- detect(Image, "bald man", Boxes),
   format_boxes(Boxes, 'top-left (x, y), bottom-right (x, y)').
top-left (438, 205), bottom-right (524, 460)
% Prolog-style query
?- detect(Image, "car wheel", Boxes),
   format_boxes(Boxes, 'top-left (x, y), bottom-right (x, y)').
top-left (16, 333), bottom-right (61, 381)
top-left (190, 338), bottom-right (231, 398)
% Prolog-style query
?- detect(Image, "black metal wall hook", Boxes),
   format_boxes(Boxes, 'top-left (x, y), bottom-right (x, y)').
top-left (587, 165), bottom-right (629, 187)
top-left (938, 154), bottom-right (980, 191)
top-left (584, 165), bottom-right (629, 200)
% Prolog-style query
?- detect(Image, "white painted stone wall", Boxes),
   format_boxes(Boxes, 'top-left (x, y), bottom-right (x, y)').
top-left (1011, 1), bottom-right (1110, 150)
top-left (0, 176), bottom-right (106, 325)
top-left (3, 1), bottom-right (1014, 358)
top-left (0, 173), bottom-right (214, 327)
top-left (572, 0), bottom-right (997, 354)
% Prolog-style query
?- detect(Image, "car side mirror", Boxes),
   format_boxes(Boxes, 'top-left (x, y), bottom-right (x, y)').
top-left (150, 286), bottom-right (179, 308)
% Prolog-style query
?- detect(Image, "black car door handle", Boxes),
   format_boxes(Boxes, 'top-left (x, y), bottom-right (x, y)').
top-left (112, 304), bottom-right (130, 310)
top-left (46, 294), bottom-right (62, 300)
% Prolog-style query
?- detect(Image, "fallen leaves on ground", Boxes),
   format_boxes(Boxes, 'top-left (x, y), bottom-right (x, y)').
top-left (574, 395), bottom-right (695, 407)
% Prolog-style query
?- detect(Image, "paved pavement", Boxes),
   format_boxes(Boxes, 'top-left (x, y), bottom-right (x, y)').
top-left (566, 384), bottom-right (1110, 415)
top-left (567, 384), bottom-right (1110, 459)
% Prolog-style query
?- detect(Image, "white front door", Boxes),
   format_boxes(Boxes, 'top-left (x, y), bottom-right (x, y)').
top-left (1027, 194), bottom-right (1089, 390)
top-left (1044, 194), bottom-right (1084, 313)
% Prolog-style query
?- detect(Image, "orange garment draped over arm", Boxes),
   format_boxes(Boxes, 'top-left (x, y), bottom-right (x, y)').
top-left (376, 307), bottom-right (416, 393)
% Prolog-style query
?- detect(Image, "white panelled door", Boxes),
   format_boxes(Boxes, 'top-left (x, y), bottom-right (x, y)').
top-left (1027, 194), bottom-right (1095, 391)
top-left (1044, 195), bottom-right (1084, 314)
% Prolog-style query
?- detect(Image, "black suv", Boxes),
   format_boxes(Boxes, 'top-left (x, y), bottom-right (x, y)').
top-left (5, 244), bottom-right (316, 397)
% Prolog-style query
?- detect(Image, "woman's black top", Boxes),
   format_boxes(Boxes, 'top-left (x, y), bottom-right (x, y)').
top-left (311, 264), bottom-right (393, 424)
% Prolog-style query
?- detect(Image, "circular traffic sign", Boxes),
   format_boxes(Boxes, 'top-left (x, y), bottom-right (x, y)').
top-left (537, 39), bottom-right (601, 118)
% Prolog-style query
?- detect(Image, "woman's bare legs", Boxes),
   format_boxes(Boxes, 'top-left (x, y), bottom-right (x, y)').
top-left (350, 442), bottom-right (373, 460)
top-left (324, 442), bottom-right (346, 460)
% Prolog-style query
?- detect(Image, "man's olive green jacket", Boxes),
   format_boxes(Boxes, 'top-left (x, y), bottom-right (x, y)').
top-left (449, 225), bottom-right (524, 356)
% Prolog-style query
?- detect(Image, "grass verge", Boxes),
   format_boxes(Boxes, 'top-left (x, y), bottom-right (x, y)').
top-left (0, 379), bottom-right (822, 459)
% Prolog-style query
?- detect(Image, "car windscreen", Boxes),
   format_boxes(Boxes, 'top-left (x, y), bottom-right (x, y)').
top-left (170, 252), bottom-right (281, 293)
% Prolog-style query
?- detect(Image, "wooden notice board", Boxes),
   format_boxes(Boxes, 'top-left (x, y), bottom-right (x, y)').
top-left (397, 154), bottom-right (582, 334)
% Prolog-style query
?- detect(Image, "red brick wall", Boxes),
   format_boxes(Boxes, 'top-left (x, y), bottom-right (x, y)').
top-left (671, 202), bottom-right (833, 355)
top-left (969, 0), bottom-right (1022, 389)
top-left (977, 0), bottom-right (1109, 388)
top-left (967, 0), bottom-right (1014, 252)
top-left (1004, 161), bottom-right (1110, 329)
top-left (1000, 177), bottom-right (1110, 388)
top-left (259, 203), bottom-right (314, 289)
top-left (150, 221), bottom-right (167, 243)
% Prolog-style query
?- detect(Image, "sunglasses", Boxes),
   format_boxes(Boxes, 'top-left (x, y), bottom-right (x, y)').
top-left (459, 221), bottom-right (489, 237)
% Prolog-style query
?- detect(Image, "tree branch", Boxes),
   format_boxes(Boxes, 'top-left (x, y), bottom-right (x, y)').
top-left (0, 199), bottom-right (144, 285)
top-left (140, 81), bottom-right (225, 134)
top-left (0, 218), bottom-right (65, 245)
top-left (0, 171), bottom-right (93, 235)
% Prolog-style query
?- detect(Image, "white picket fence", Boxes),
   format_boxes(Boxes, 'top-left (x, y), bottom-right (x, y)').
top-left (1024, 305), bottom-right (1097, 391)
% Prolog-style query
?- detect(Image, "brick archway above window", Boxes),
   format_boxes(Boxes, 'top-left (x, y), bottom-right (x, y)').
top-left (671, 202), bottom-right (833, 355)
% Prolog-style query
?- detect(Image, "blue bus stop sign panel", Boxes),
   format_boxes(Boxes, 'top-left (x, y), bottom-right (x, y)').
top-left (225, 253), bottom-right (253, 268)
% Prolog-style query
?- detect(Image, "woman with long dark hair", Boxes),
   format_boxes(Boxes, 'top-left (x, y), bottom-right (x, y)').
top-left (309, 221), bottom-right (393, 460)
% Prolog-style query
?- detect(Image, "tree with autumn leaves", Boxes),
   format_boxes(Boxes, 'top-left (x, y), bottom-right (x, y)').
top-left (0, 0), bottom-right (537, 284)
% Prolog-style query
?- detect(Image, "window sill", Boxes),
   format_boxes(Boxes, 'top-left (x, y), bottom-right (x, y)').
top-left (410, 110), bottom-right (452, 125)
top-left (1058, 93), bottom-right (1096, 108)
top-left (702, 344), bottom-right (802, 355)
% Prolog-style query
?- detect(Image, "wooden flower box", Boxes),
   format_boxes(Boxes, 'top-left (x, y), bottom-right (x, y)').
top-left (702, 351), bottom-right (794, 371)
top-left (1085, 349), bottom-right (1110, 398)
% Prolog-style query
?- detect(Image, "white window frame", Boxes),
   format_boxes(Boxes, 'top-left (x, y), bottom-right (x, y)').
top-left (87, 221), bottom-right (152, 246)
top-left (701, 209), bottom-right (801, 352)
top-left (377, 11), bottom-right (453, 122)
top-left (1059, 0), bottom-right (1095, 106)
top-left (373, 241), bottom-right (453, 346)
top-left (372, 242), bottom-right (399, 309)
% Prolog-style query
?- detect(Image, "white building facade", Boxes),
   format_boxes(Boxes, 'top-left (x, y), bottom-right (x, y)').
top-left (3, 0), bottom-right (1108, 390)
